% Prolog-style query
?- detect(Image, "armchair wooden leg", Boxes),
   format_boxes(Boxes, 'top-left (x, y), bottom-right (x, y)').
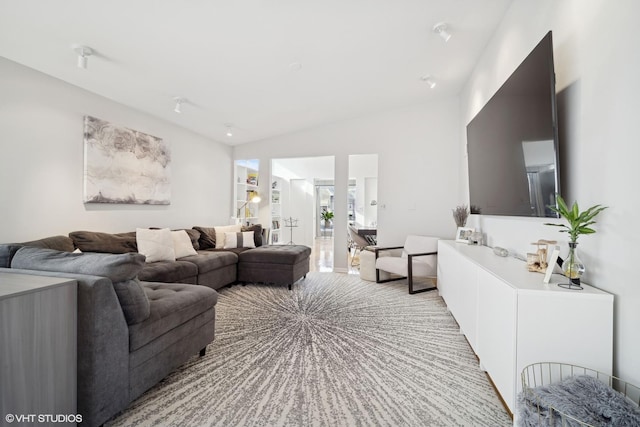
top-left (199, 347), bottom-right (207, 357)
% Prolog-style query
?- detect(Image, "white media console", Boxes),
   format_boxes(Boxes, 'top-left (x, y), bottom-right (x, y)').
top-left (436, 240), bottom-right (614, 413)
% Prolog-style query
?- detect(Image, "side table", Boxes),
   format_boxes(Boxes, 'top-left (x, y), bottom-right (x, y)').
top-left (0, 271), bottom-right (77, 425)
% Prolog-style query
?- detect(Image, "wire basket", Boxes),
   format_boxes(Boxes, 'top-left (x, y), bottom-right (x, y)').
top-left (519, 362), bottom-right (640, 426)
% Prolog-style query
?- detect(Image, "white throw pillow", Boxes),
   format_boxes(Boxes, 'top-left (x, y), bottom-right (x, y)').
top-left (214, 224), bottom-right (242, 248)
top-left (136, 228), bottom-right (176, 262)
top-left (224, 231), bottom-right (256, 249)
top-left (171, 230), bottom-right (197, 258)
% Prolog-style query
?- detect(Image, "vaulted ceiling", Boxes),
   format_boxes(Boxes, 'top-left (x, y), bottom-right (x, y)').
top-left (0, 0), bottom-right (512, 144)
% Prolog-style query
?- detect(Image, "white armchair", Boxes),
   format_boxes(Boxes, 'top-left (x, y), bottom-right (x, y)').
top-left (374, 235), bottom-right (439, 294)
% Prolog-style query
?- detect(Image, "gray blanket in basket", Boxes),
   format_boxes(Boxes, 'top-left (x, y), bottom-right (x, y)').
top-left (517, 375), bottom-right (640, 426)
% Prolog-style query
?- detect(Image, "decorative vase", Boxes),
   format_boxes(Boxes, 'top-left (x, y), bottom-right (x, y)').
top-left (559, 242), bottom-right (585, 290)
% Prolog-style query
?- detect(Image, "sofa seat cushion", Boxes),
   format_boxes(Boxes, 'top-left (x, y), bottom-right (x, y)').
top-left (138, 260), bottom-right (198, 283)
top-left (238, 244), bottom-right (311, 265)
top-left (179, 251), bottom-right (238, 274)
top-left (129, 282), bottom-right (218, 351)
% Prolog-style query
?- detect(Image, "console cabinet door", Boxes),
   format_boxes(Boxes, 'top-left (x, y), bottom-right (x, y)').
top-left (436, 241), bottom-right (455, 308)
top-left (436, 242), bottom-right (479, 352)
top-left (454, 259), bottom-right (478, 352)
top-left (476, 268), bottom-right (517, 412)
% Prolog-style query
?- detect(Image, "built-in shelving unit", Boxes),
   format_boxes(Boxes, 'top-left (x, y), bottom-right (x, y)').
top-left (234, 159), bottom-right (260, 225)
top-left (270, 176), bottom-right (283, 244)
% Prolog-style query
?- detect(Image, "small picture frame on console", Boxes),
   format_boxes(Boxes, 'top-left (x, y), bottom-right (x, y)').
top-left (455, 227), bottom-right (475, 243)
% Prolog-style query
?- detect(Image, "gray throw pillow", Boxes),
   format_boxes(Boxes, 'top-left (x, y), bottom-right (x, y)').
top-left (11, 247), bottom-right (150, 325)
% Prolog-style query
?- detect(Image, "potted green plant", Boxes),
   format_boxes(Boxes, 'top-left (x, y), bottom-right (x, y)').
top-left (320, 210), bottom-right (334, 228)
top-left (545, 195), bottom-right (607, 289)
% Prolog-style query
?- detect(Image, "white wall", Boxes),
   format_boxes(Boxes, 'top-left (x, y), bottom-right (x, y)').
top-left (460, 0), bottom-right (640, 384)
top-left (234, 100), bottom-right (462, 270)
top-left (0, 58), bottom-right (232, 242)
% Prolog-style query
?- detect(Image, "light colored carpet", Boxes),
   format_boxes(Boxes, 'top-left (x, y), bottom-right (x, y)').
top-left (107, 273), bottom-right (512, 426)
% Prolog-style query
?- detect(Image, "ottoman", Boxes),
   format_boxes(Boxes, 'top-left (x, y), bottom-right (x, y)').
top-left (237, 245), bottom-right (311, 289)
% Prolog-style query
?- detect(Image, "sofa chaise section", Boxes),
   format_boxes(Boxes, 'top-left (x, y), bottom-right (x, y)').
top-left (2, 245), bottom-right (218, 427)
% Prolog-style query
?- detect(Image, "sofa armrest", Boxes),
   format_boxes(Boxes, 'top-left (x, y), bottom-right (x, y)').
top-left (2, 268), bottom-right (130, 427)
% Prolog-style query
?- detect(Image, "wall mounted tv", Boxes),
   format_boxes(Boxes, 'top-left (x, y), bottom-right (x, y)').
top-left (467, 31), bottom-right (560, 218)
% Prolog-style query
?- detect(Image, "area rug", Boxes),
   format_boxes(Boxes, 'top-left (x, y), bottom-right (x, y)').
top-left (107, 273), bottom-right (512, 426)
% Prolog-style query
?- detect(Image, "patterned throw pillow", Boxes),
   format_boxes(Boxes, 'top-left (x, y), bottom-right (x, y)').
top-left (223, 231), bottom-right (256, 249)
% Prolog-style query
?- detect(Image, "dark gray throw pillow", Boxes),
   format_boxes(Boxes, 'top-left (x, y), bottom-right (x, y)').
top-left (193, 226), bottom-right (216, 249)
top-left (0, 244), bottom-right (22, 268)
top-left (11, 247), bottom-right (150, 325)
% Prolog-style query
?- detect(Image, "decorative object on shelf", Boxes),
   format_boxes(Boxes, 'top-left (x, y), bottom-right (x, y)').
top-left (237, 193), bottom-right (261, 218)
top-left (526, 239), bottom-right (557, 273)
top-left (452, 205), bottom-right (470, 227)
top-left (493, 246), bottom-right (509, 257)
top-left (284, 217), bottom-right (299, 245)
top-left (543, 245), bottom-right (561, 284)
top-left (468, 231), bottom-right (483, 246)
top-left (246, 172), bottom-right (258, 186)
top-left (455, 227), bottom-right (474, 243)
top-left (83, 116), bottom-right (171, 205)
top-left (545, 195), bottom-right (608, 290)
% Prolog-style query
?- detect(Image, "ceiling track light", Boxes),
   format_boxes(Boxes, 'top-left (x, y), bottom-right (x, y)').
top-left (173, 97), bottom-right (185, 113)
top-left (433, 22), bottom-right (452, 42)
top-left (421, 75), bottom-right (437, 89)
top-left (224, 123), bottom-right (233, 137)
top-left (74, 46), bottom-right (93, 69)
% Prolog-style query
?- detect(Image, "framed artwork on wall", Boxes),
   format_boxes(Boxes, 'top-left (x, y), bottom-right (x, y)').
top-left (83, 116), bottom-right (171, 204)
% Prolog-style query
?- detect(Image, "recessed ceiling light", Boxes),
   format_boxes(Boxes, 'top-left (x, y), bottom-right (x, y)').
top-left (289, 62), bottom-right (303, 71)
top-left (421, 76), bottom-right (437, 89)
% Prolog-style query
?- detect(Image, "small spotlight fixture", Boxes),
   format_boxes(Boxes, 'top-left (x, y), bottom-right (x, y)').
top-left (225, 123), bottom-right (233, 137)
top-left (173, 97), bottom-right (185, 114)
top-left (433, 22), bottom-right (452, 42)
top-left (421, 75), bottom-right (437, 89)
top-left (74, 46), bottom-right (93, 69)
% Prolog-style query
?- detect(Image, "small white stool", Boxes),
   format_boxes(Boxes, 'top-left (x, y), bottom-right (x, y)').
top-left (359, 248), bottom-right (390, 282)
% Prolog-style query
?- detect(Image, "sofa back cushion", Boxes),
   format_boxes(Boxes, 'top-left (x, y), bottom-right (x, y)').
top-left (11, 247), bottom-right (150, 325)
top-left (69, 230), bottom-right (138, 253)
top-left (0, 235), bottom-right (75, 267)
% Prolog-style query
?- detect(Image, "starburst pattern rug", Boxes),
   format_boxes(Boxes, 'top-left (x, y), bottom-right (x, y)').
top-left (107, 273), bottom-right (511, 426)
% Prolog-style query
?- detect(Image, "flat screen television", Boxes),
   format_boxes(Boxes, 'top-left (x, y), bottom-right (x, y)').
top-left (467, 31), bottom-right (560, 218)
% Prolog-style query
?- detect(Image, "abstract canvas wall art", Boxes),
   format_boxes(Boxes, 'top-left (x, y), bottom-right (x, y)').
top-left (83, 116), bottom-right (171, 204)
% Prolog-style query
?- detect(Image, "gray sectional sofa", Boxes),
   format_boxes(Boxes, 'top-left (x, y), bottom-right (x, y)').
top-left (0, 226), bottom-right (311, 427)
